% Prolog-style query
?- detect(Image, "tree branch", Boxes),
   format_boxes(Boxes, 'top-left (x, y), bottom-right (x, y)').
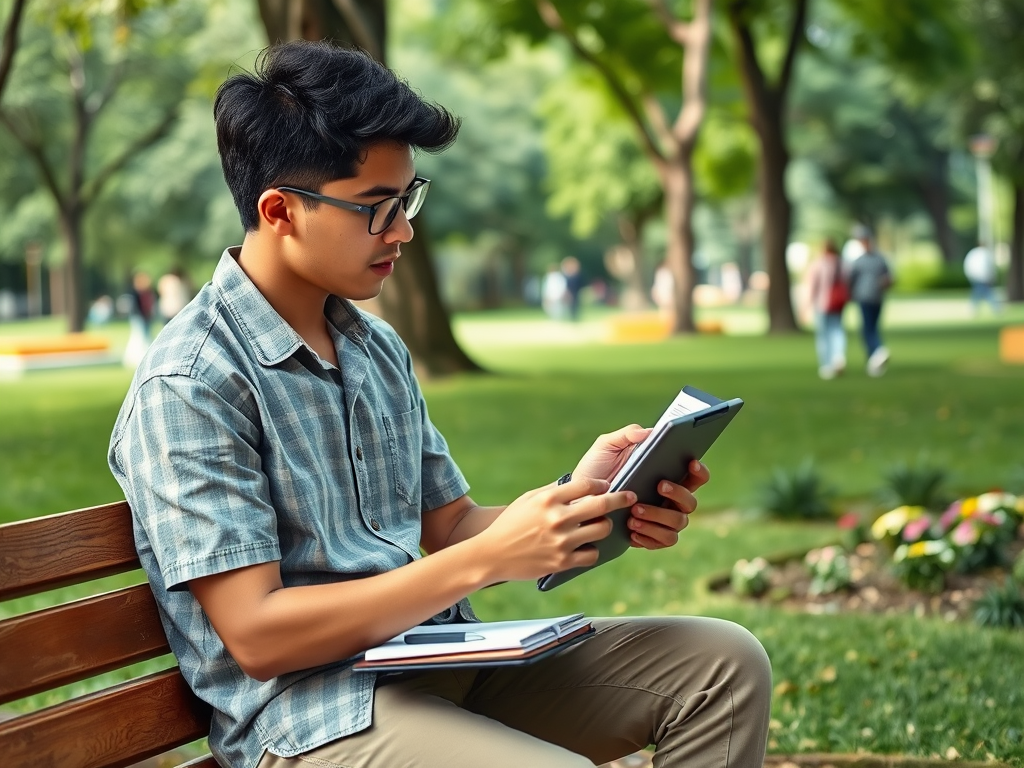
top-left (329, 0), bottom-right (382, 61)
top-left (672, 0), bottom-right (711, 146)
top-left (777, 0), bottom-right (808, 104)
top-left (726, 0), bottom-right (773, 138)
top-left (81, 105), bottom-right (178, 206)
top-left (0, 109), bottom-right (66, 208)
top-left (0, 0), bottom-right (28, 104)
top-left (535, 0), bottom-right (666, 162)
top-left (647, 0), bottom-right (690, 46)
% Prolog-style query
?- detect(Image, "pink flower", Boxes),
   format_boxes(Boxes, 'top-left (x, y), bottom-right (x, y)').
top-left (951, 520), bottom-right (979, 547)
top-left (837, 513), bottom-right (861, 530)
top-left (937, 502), bottom-right (962, 534)
top-left (902, 516), bottom-right (933, 542)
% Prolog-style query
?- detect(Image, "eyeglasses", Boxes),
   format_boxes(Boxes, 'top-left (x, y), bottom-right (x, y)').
top-left (277, 178), bottom-right (430, 235)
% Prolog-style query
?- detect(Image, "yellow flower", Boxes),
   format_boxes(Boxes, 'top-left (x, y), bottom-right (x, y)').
top-left (907, 541), bottom-right (930, 558)
top-left (961, 497), bottom-right (978, 517)
top-left (871, 506), bottom-right (924, 540)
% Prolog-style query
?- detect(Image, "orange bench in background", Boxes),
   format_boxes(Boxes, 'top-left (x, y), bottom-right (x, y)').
top-left (1000, 325), bottom-right (1024, 364)
top-left (606, 313), bottom-right (724, 343)
top-left (0, 334), bottom-right (115, 375)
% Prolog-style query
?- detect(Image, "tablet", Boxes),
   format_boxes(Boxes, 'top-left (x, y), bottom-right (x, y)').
top-left (537, 387), bottom-right (743, 591)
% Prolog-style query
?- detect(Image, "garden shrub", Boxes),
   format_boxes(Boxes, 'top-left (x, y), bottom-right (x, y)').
top-left (731, 557), bottom-right (772, 597)
top-left (1015, 550), bottom-right (1024, 586)
top-left (759, 460), bottom-right (834, 520)
top-left (892, 539), bottom-right (956, 592)
top-left (804, 545), bottom-right (853, 595)
top-left (880, 458), bottom-right (948, 511)
top-left (974, 579), bottom-right (1024, 629)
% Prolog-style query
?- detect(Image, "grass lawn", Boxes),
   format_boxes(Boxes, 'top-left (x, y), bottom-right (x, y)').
top-left (1, 298), bottom-right (1023, 764)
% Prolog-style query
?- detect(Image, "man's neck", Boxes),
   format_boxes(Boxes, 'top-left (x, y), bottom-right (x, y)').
top-left (235, 235), bottom-right (333, 352)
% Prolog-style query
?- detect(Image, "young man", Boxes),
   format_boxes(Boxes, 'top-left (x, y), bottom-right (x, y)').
top-left (108, 42), bottom-right (771, 768)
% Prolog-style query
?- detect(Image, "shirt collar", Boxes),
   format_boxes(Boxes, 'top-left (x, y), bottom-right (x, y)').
top-left (213, 247), bottom-right (371, 367)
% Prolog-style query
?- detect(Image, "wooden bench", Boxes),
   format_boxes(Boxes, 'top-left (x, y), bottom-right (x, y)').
top-left (0, 501), bottom-right (219, 768)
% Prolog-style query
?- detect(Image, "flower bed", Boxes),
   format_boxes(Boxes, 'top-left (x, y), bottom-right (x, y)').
top-left (722, 493), bottom-right (1024, 625)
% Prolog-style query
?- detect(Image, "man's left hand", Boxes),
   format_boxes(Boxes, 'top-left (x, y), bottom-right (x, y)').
top-left (626, 460), bottom-right (709, 550)
top-left (571, 426), bottom-right (711, 551)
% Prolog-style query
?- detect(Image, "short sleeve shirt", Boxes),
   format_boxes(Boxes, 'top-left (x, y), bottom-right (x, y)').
top-left (108, 249), bottom-right (474, 768)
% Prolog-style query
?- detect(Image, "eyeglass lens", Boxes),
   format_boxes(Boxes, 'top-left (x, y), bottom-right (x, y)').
top-left (370, 181), bottom-right (429, 235)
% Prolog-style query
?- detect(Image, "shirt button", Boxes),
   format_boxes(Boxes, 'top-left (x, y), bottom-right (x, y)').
top-left (355, 446), bottom-right (363, 461)
top-left (370, 519), bottom-right (381, 531)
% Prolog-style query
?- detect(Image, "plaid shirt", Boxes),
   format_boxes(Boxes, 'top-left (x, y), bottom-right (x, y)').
top-left (109, 249), bottom-right (473, 768)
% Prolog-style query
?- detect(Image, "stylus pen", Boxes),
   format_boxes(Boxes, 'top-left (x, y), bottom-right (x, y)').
top-left (404, 632), bottom-right (486, 644)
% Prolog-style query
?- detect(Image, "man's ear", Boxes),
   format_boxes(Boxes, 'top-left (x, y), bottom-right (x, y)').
top-left (257, 189), bottom-right (298, 236)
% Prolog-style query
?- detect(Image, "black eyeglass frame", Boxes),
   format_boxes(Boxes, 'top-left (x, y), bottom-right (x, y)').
top-left (277, 177), bottom-right (431, 235)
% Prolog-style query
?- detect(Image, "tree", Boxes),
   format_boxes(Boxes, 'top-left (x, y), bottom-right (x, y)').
top-left (256, 0), bottom-right (481, 376)
top-left (959, 0), bottom-right (1024, 302)
top-left (792, 36), bottom-right (973, 264)
top-left (459, 0), bottom-right (712, 333)
top-left (0, 1), bottom-right (190, 331)
top-left (0, 0), bottom-right (28, 103)
top-left (724, 0), bottom-right (808, 333)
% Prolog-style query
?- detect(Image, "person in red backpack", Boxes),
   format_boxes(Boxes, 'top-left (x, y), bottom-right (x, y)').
top-left (804, 239), bottom-right (848, 379)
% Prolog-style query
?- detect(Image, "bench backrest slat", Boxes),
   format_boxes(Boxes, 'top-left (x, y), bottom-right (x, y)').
top-left (0, 501), bottom-right (138, 601)
top-left (0, 503), bottom-right (219, 767)
top-left (0, 668), bottom-right (212, 768)
top-left (0, 583), bottom-right (169, 704)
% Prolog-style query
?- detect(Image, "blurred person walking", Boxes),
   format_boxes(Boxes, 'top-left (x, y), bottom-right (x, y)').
top-left (963, 242), bottom-right (1000, 316)
top-left (123, 271), bottom-right (155, 368)
top-left (560, 256), bottom-right (585, 321)
top-left (541, 264), bottom-right (568, 319)
top-left (157, 268), bottom-right (193, 323)
top-left (804, 239), bottom-right (848, 380)
top-left (847, 228), bottom-right (893, 377)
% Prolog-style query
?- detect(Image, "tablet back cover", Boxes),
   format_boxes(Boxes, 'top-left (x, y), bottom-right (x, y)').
top-left (537, 398), bottom-right (743, 591)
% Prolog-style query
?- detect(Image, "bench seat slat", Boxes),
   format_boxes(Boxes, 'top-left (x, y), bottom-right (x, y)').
top-left (0, 667), bottom-right (213, 768)
top-left (0, 583), bottom-right (170, 705)
top-left (0, 502), bottom-right (138, 601)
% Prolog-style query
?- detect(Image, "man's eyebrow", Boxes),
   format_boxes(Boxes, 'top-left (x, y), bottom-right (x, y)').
top-left (354, 179), bottom-right (417, 198)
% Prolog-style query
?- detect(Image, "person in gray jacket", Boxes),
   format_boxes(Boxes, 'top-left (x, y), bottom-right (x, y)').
top-left (847, 227), bottom-right (893, 376)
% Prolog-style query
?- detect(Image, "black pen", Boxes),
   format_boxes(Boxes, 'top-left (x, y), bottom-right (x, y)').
top-left (404, 631), bottom-right (485, 644)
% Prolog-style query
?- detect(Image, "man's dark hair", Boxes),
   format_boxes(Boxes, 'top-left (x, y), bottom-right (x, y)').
top-left (214, 41), bottom-right (460, 232)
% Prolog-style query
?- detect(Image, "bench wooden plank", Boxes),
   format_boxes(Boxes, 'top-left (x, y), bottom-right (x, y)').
top-left (0, 584), bottom-right (169, 705)
top-left (0, 502), bottom-right (138, 601)
top-left (0, 668), bottom-right (213, 768)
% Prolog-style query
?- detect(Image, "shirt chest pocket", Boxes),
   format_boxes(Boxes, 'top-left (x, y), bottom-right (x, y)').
top-left (382, 407), bottom-right (423, 507)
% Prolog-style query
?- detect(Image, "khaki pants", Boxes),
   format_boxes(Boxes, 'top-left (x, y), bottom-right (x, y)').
top-left (258, 616), bottom-right (772, 768)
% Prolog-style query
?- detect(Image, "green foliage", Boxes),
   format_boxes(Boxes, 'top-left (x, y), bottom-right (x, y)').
top-left (759, 460), bottom-right (835, 520)
top-left (974, 579), bottom-right (1024, 629)
top-left (804, 545), bottom-right (853, 595)
top-left (1014, 549), bottom-right (1024, 585)
top-left (891, 539), bottom-right (956, 593)
top-left (880, 457), bottom-right (948, 511)
top-left (731, 556), bottom-right (772, 597)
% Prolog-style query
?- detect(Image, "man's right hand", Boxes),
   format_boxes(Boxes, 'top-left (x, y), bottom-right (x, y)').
top-left (475, 477), bottom-right (636, 583)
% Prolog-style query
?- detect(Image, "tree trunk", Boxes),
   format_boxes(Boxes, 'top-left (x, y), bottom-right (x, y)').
top-left (661, 157), bottom-right (696, 333)
top-left (375, 221), bottom-right (480, 377)
top-left (1009, 182), bottom-right (1024, 303)
top-left (727, 0), bottom-right (804, 334)
top-left (255, 0), bottom-right (480, 377)
top-left (59, 207), bottom-right (86, 331)
top-left (914, 153), bottom-right (960, 265)
top-left (614, 214), bottom-right (650, 311)
top-left (759, 124), bottom-right (798, 332)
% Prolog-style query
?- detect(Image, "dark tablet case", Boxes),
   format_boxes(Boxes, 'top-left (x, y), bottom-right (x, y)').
top-left (537, 387), bottom-right (744, 591)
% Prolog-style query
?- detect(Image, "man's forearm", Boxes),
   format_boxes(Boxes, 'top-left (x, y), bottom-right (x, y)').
top-left (444, 504), bottom-right (506, 548)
